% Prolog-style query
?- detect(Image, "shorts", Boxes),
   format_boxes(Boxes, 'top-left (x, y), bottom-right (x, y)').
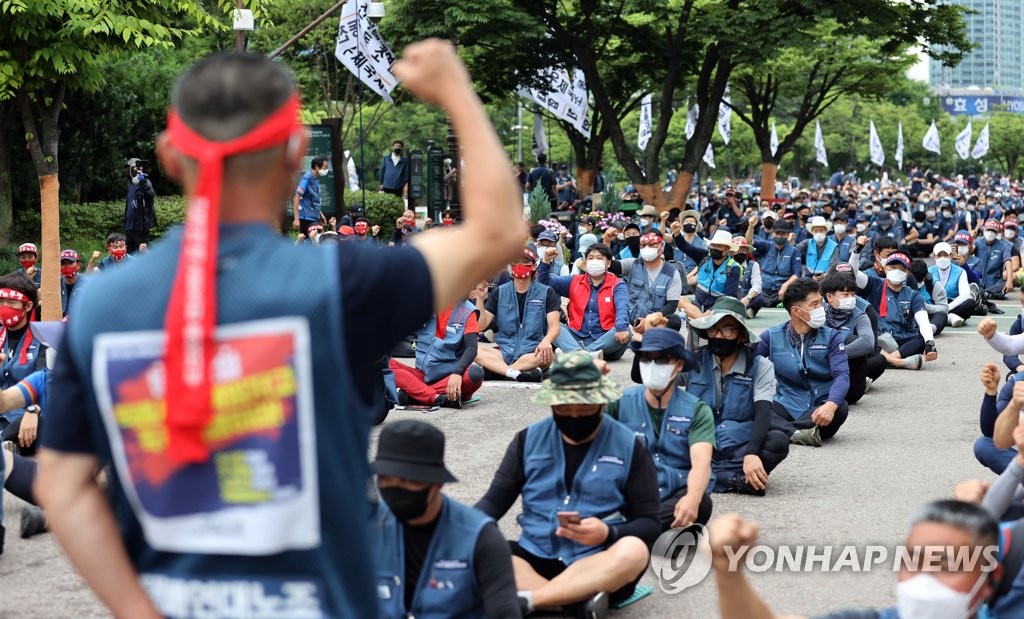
top-left (510, 541), bottom-right (568, 580)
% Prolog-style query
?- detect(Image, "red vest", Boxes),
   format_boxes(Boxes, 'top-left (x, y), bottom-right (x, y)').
top-left (567, 273), bottom-right (619, 332)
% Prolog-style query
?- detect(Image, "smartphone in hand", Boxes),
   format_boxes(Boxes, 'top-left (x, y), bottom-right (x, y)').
top-left (556, 511), bottom-right (581, 527)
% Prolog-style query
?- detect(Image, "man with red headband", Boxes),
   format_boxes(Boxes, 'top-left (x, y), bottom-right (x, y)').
top-left (618, 231), bottom-right (683, 326)
top-left (15, 243), bottom-right (41, 289)
top-left (59, 249), bottom-right (86, 318)
top-left (0, 273), bottom-right (45, 447)
top-left (37, 41), bottom-right (525, 619)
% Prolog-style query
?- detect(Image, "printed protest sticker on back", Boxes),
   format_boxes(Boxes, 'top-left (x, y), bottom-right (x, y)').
top-left (92, 316), bottom-right (320, 555)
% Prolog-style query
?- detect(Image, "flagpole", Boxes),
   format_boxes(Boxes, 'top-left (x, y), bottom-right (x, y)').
top-left (267, 0), bottom-right (347, 60)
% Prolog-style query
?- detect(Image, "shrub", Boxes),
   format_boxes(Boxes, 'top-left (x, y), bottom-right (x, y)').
top-left (528, 185), bottom-right (551, 223)
top-left (342, 190), bottom-right (405, 227)
top-left (13, 196), bottom-right (188, 248)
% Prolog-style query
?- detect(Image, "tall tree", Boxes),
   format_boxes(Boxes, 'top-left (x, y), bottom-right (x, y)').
top-left (0, 1), bottom-right (269, 320)
top-left (728, 2), bottom-right (970, 199)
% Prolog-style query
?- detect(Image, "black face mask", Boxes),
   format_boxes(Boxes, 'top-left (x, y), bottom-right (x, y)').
top-left (733, 253), bottom-right (748, 264)
top-left (553, 412), bottom-right (603, 442)
top-left (682, 223), bottom-right (697, 234)
top-left (709, 248), bottom-right (725, 261)
top-left (379, 486), bottom-right (431, 522)
top-left (707, 336), bottom-right (741, 358)
top-left (763, 220), bottom-right (774, 230)
top-left (393, 148), bottom-right (403, 155)
top-left (625, 236), bottom-right (641, 255)
top-left (774, 236), bottom-right (787, 247)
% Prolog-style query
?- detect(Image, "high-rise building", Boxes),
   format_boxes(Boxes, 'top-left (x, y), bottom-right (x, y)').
top-left (929, 0), bottom-right (1024, 93)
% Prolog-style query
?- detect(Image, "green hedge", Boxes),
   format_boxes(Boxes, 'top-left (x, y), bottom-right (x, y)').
top-left (342, 190), bottom-right (405, 228)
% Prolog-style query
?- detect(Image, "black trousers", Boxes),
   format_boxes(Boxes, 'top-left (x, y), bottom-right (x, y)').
top-left (846, 355), bottom-right (868, 405)
top-left (771, 400), bottom-right (849, 440)
top-left (949, 298), bottom-right (977, 320)
top-left (658, 488), bottom-right (713, 531)
top-left (125, 229), bottom-right (149, 253)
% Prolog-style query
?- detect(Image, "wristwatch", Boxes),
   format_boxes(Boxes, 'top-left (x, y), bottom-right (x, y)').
top-left (24, 404), bottom-right (40, 415)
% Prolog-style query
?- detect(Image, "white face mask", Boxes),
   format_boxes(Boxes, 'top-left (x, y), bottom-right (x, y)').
top-left (640, 361), bottom-right (676, 392)
top-left (639, 246), bottom-right (660, 262)
top-left (957, 245), bottom-right (970, 256)
top-left (926, 210), bottom-right (936, 218)
top-left (895, 573), bottom-right (979, 619)
top-left (834, 224), bottom-right (847, 235)
top-left (640, 218), bottom-right (653, 227)
top-left (984, 230), bottom-right (997, 242)
top-left (856, 223), bottom-right (868, 232)
top-left (886, 269), bottom-right (908, 285)
top-left (804, 306), bottom-right (827, 329)
top-left (1007, 229), bottom-right (1017, 240)
top-left (935, 257), bottom-right (952, 270)
top-left (813, 232), bottom-right (827, 244)
top-left (836, 296), bottom-right (857, 311)
top-left (586, 259), bottom-right (607, 276)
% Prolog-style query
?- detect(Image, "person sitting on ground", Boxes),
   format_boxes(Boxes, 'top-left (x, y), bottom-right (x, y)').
top-left (390, 209), bottom-right (420, 247)
top-left (616, 222), bottom-right (642, 260)
top-left (15, 242), bottom-right (41, 289)
top-left (978, 318), bottom-right (1024, 453)
top-left (707, 501), bottom-right (1001, 619)
top-left (534, 228), bottom-right (566, 275)
top-left (975, 219), bottom-right (1015, 309)
top-left (674, 228), bottom-right (741, 312)
top-left (618, 232), bottom-right (683, 324)
top-left (475, 248), bottom-right (560, 383)
top-left (820, 270), bottom-right (880, 405)
top-left (605, 328), bottom-right (715, 529)
top-left (911, 257), bottom-right (949, 337)
top-left (798, 216), bottom-right (839, 280)
top-left (975, 363), bottom-right (1019, 475)
top-left (372, 420), bottom-right (520, 619)
top-left (687, 297), bottom-right (790, 495)
top-left (850, 248), bottom-right (938, 371)
top-left (58, 249), bottom-right (87, 318)
top-left (90, 232), bottom-right (135, 272)
top-left (0, 274), bottom-right (45, 446)
top-left (757, 278), bottom-right (850, 447)
top-left (731, 237), bottom-right (761, 309)
top-left (475, 351), bottom-right (658, 616)
top-left (829, 213), bottom-right (856, 263)
top-left (672, 209), bottom-right (706, 287)
top-left (746, 219), bottom-right (802, 318)
top-left (390, 295), bottom-right (485, 409)
top-left (999, 289), bottom-right (1024, 375)
top-left (931, 241), bottom-right (976, 327)
top-left (537, 242), bottom-right (630, 361)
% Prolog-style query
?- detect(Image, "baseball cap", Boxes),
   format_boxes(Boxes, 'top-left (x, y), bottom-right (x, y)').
top-left (933, 242), bottom-right (952, 256)
top-left (884, 252), bottom-right (912, 270)
top-left (954, 231), bottom-right (972, 245)
top-left (60, 249), bottom-right (80, 262)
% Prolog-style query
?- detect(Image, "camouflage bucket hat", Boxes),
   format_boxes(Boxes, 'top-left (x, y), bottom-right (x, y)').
top-left (533, 350), bottom-right (623, 405)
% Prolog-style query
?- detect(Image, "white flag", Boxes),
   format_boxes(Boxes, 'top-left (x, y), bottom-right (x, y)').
top-left (769, 122), bottom-right (779, 157)
top-left (335, 0), bottom-right (398, 103)
top-left (685, 104), bottom-right (698, 140)
top-left (922, 120), bottom-right (941, 155)
top-left (517, 67), bottom-right (591, 138)
top-left (637, 94), bottom-right (652, 152)
top-left (895, 122), bottom-right (904, 171)
top-left (531, 112), bottom-right (548, 158)
top-left (717, 84), bottom-right (731, 145)
top-left (869, 121), bottom-right (884, 166)
top-left (814, 121), bottom-right (828, 167)
top-left (955, 122), bottom-right (972, 160)
top-left (703, 143), bottom-right (715, 169)
top-left (972, 122), bottom-right (990, 159)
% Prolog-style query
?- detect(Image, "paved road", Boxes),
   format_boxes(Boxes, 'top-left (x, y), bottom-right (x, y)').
top-left (3, 300), bottom-right (1022, 618)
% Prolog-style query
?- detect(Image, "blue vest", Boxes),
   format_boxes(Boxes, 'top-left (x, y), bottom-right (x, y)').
top-left (695, 257), bottom-right (738, 309)
top-left (518, 417), bottom-right (635, 563)
top-left (975, 239), bottom-right (1010, 291)
top-left (760, 243), bottom-right (798, 293)
top-left (804, 238), bottom-right (837, 275)
top-left (627, 260), bottom-right (674, 322)
top-left (928, 263), bottom-right (964, 301)
top-left (66, 227), bottom-right (379, 618)
top-left (678, 235), bottom-right (706, 273)
top-left (738, 260), bottom-right (754, 296)
top-left (877, 284), bottom-right (921, 341)
top-left (60, 273), bottom-right (87, 317)
top-left (686, 349), bottom-right (758, 478)
top-left (615, 385), bottom-right (709, 500)
top-left (296, 170), bottom-right (322, 221)
top-left (765, 323), bottom-right (835, 419)
top-left (494, 282), bottom-right (549, 365)
top-left (1, 326), bottom-right (44, 425)
top-left (375, 497), bottom-right (491, 619)
top-left (834, 235), bottom-right (855, 263)
top-left (417, 301), bottom-right (476, 383)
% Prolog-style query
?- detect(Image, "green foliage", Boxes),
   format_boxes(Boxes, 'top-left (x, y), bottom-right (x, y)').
top-left (13, 196), bottom-right (186, 249)
top-left (527, 185), bottom-right (550, 224)
top-left (342, 189), bottom-right (404, 226)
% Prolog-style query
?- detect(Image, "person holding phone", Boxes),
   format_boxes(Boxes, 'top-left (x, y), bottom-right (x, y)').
top-left (475, 352), bottom-right (659, 616)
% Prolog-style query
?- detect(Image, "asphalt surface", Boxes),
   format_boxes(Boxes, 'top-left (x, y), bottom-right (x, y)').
top-left (3, 300), bottom-right (1022, 618)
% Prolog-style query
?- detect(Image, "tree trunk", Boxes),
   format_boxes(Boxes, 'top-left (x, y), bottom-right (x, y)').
top-left (668, 173), bottom-right (693, 211)
top-left (38, 173), bottom-right (60, 321)
top-left (761, 162), bottom-right (778, 200)
top-left (635, 183), bottom-right (666, 211)
top-left (0, 114), bottom-right (12, 245)
top-left (576, 168), bottom-right (595, 197)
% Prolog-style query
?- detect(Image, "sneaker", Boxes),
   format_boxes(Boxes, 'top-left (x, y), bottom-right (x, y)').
top-left (877, 332), bottom-right (899, 353)
top-left (396, 388), bottom-right (410, 407)
top-left (581, 591), bottom-right (609, 619)
top-left (19, 506), bottom-right (47, 539)
top-left (516, 368), bottom-right (544, 383)
top-left (949, 314), bottom-right (965, 328)
top-left (588, 350), bottom-right (605, 361)
top-left (989, 305), bottom-right (1006, 315)
top-left (790, 426), bottom-right (822, 447)
top-left (517, 592), bottom-right (534, 616)
top-left (2, 440), bottom-right (15, 454)
top-left (724, 474), bottom-right (766, 496)
top-left (864, 378), bottom-right (873, 393)
top-left (746, 308), bottom-right (755, 319)
top-left (903, 354), bottom-right (923, 370)
top-left (434, 394), bottom-right (462, 409)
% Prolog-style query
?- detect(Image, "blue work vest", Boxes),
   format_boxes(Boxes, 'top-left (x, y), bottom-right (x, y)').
top-left (765, 323), bottom-right (835, 419)
top-left (738, 260), bottom-right (754, 296)
top-left (627, 260), bottom-right (674, 322)
top-left (375, 497), bottom-right (491, 619)
top-left (804, 238), bottom-right (837, 275)
top-left (518, 417), bottom-right (635, 563)
top-left (66, 226), bottom-right (381, 618)
top-left (928, 263), bottom-right (964, 301)
top-left (760, 243), bottom-right (799, 293)
top-left (1, 326), bottom-right (44, 425)
top-left (834, 235), bottom-right (855, 263)
top-left (695, 257), bottom-right (738, 310)
top-left (614, 385), bottom-right (709, 500)
top-left (296, 170), bottom-right (322, 221)
top-left (416, 301), bottom-right (476, 384)
top-left (677, 235), bottom-right (706, 274)
top-left (877, 284), bottom-right (921, 341)
top-left (494, 282), bottom-right (549, 365)
top-left (686, 349), bottom-right (758, 477)
top-left (974, 239), bottom-right (1010, 291)
top-left (60, 274), bottom-right (87, 317)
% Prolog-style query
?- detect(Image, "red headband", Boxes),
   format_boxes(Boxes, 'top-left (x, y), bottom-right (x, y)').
top-left (0, 288), bottom-right (29, 304)
top-left (640, 232), bottom-right (663, 245)
top-left (163, 93), bottom-right (301, 464)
